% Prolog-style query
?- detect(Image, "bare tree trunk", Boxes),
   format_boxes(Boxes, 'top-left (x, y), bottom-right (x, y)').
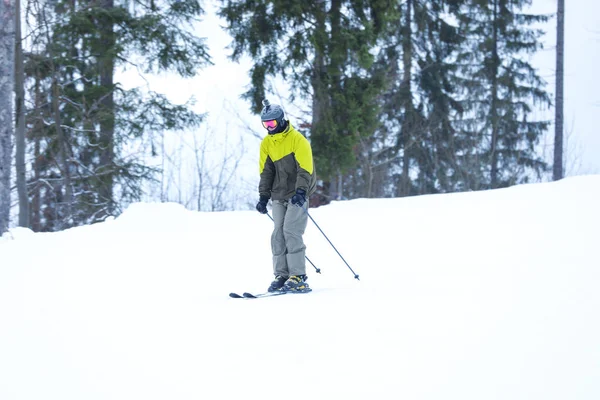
top-left (37, 4), bottom-right (72, 227)
top-left (553, 0), bottom-right (565, 181)
top-left (31, 70), bottom-right (42, 231)
top-left (0, 0), bottom-right (16, 234)
top-left (360, 141), bottom-right (374, 198)
top-left (98, 0), bottom-right (116, 218)
top-left (311, 2), bottom-right (326, 131)
top-left (15, 0), bottom-right (29, 227)
top-left (399, 0), bottom-right (413, 197)
top-left (51, 73), bottom-right (73, 215)
top-left (336, 172), bottom-right (343, 200)
top-left (490, 0), bottom-right (500, 188)
top-left (311, 2), bottom-right (329, 200)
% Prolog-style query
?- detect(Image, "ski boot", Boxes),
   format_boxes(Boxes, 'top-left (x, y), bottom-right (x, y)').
top-left (268, 275), bottom-right (288, 292)
top-left (284, 275), bottom-right (311, 293)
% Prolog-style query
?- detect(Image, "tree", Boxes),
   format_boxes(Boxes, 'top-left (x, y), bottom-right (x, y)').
top-left (15, 0), bottom-right (28, 228)
top-left (23, 0), bottom-right (212, 231)
top-left (458, 0), bottom-right (551, 189)
top-left (218, 0), bottom-right (394, 198)
top-left (156, 127), bottom-right (246, 212)
top-left (368, 0), bottom-right (468, 197)
top-left (553, 0), bottom-right (564, 181)
top-left (0, 0), bottom-right (16, 235)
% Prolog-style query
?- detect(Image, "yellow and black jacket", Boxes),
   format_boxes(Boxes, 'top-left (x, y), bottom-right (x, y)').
top-left (258, 122), bottom-right (317, 200)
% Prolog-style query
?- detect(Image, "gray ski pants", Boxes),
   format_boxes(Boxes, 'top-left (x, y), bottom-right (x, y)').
top-left (271, 199), bottom-right (309, 277)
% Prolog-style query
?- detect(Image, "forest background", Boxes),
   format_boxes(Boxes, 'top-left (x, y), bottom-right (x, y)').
top-left (1, 0), bottom-right (598, 234)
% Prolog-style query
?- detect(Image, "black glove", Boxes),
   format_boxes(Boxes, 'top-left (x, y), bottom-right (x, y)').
top-left (290, 188), bottom-right (307, 207)
top-left (256, 196), bottom-right (269, 214)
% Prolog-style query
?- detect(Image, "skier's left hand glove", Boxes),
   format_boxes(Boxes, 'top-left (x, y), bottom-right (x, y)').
top-left (290, 188), bottom-right (307, 207)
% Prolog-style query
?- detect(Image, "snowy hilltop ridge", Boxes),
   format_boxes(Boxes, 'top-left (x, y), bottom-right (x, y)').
top-left (1, 176), bottom-right (599, 400)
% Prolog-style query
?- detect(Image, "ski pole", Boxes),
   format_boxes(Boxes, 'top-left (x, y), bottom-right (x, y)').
top-left (302, 207), bottom-right (360, 280)
top-left (266, 212), bottom-right (321, 274)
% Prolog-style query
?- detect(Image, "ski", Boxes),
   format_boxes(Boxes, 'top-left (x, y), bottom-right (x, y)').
top-left (229, 291), bottom-right (282, 299)
top-left (243, 291), bottom-right (288, 298)
top-left (230, 288), bottom-right (312, 299)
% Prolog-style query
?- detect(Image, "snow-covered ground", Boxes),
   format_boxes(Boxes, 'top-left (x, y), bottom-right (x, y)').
top-left (1, 176), bottom-right (599, 400)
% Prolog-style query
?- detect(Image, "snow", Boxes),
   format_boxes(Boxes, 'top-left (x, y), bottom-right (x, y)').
top-left (1, 176), bottom-right (599, 400)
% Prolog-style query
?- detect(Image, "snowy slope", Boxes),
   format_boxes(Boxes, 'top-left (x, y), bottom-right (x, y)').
top-left (1, 176), bottom-right (599, 400)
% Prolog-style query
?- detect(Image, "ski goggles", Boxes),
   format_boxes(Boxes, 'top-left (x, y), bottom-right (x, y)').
top-left (262, 119), bottom-right (278, 130)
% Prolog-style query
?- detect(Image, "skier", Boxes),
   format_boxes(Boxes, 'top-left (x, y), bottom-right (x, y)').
top-left (255, 99), bottom-right (317, 292)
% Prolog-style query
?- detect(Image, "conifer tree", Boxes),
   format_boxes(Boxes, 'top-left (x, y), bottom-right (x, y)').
top-left (24, 0), bottom-right (211, 230)
top-left (218, 0), bottom-right (394, 198)
top-left (375, 0), bottom-right (467, 197)
top-left (458, 0), bottom-right (550, 189)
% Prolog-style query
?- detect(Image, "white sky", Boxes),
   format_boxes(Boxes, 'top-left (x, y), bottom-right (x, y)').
top-left (528, 0), bottom-right (600, 175)
top-left (1, 175), bottom-right (599, 399)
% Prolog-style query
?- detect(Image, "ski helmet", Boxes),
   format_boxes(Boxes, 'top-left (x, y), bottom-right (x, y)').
top-left (260, 99), bottom-right (287, 134)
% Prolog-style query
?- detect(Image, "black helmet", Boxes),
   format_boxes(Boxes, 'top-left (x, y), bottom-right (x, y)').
top-left (260, 99), bottom-right (287, 134)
